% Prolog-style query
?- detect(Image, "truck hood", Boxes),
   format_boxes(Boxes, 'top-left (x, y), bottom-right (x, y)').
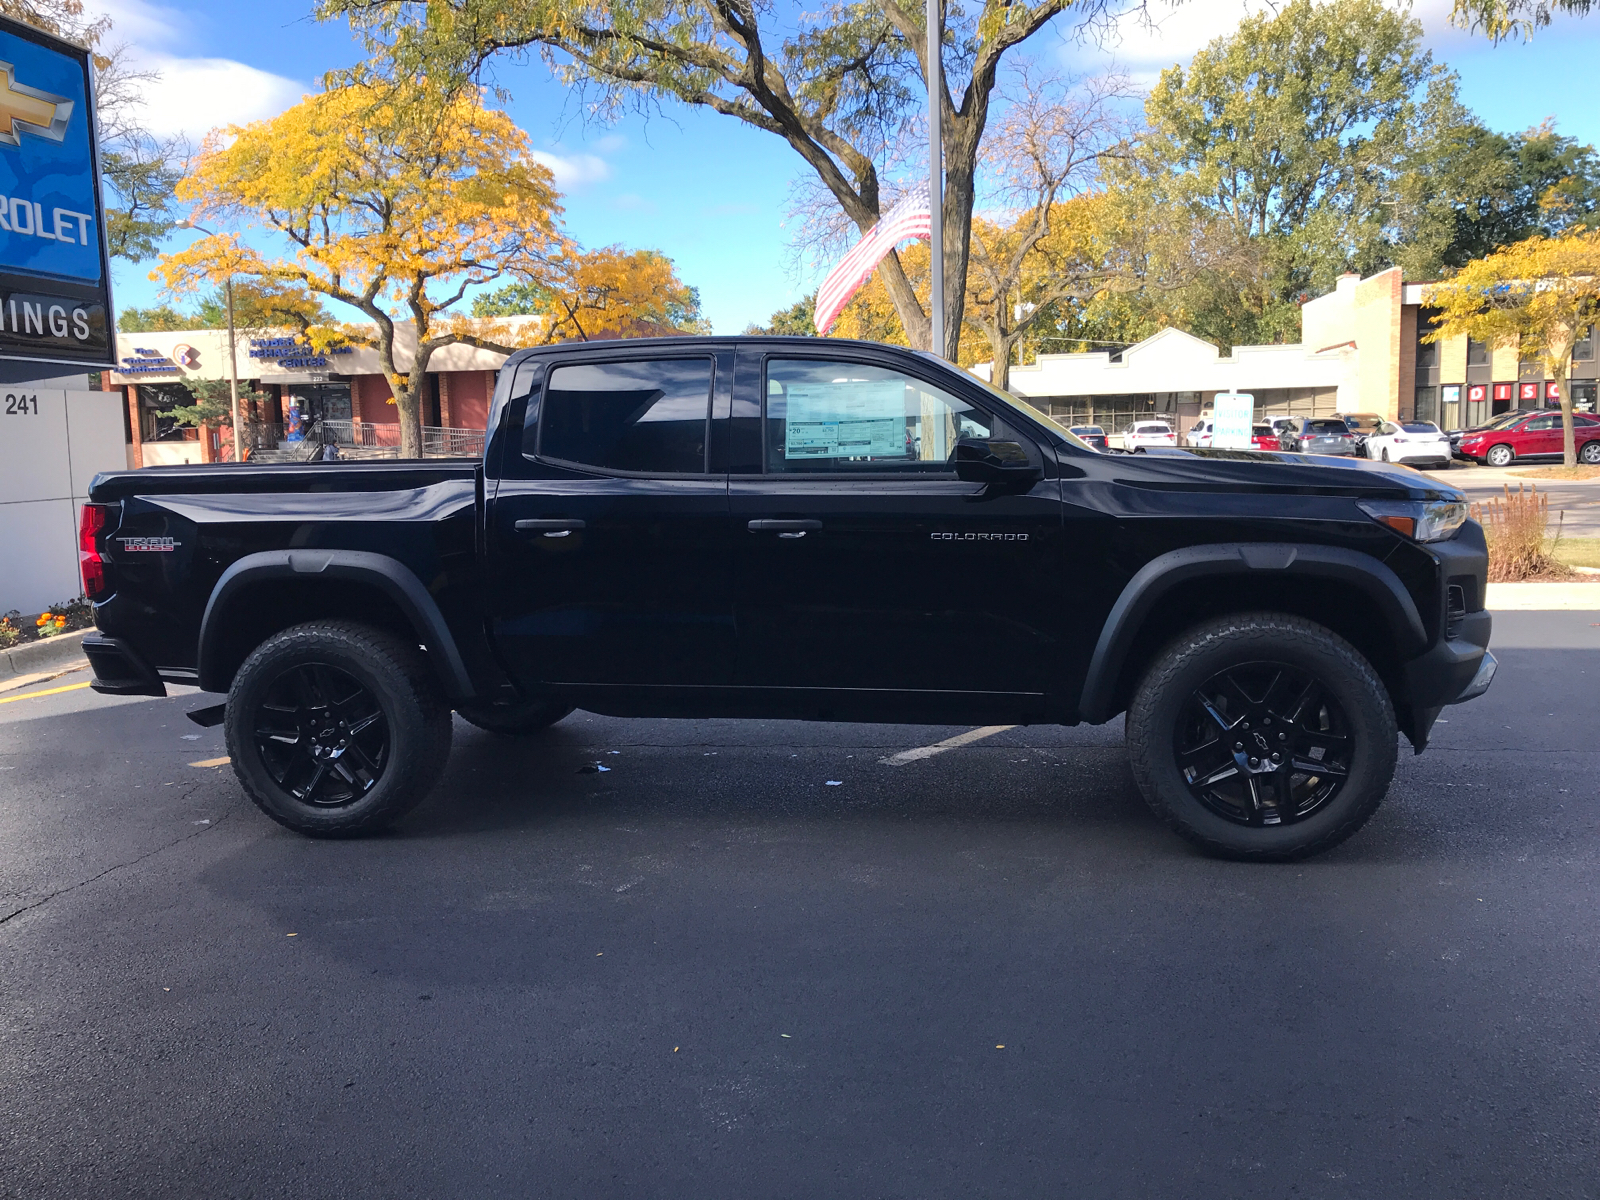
top-left (1106, 447), bottom-right (1464, 501)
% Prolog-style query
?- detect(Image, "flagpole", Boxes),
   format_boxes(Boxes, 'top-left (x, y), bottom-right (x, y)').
top-left (927, 0), bottom-right (944, 359)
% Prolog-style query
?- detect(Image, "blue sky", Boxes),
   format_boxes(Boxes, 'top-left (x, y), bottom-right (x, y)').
top-left (101, 0), bottom-right (1600, 334)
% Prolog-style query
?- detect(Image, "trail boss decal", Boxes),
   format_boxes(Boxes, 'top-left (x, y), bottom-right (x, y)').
top-left (931, 532), bottom-right (1029, 541)
top-left (118, 536), bottom-right (177, 552)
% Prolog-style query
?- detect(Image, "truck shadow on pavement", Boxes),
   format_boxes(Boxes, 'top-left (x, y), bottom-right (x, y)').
top-left (396, 714), bottom-right (1163, 844)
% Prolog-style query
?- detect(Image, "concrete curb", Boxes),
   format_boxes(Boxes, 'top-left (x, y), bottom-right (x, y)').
top-left (1487, 582), bottom-right (1600, 610)
top-left (1, 628), bottom-right (91, 681)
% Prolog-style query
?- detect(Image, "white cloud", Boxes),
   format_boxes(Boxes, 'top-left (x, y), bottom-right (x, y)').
top-left (530, 148), bottom-right (612, 187)
top-left (1060, 0), bottom-right (1277, 80)
top-left (131, 53), bottom-right (306, 142)
top-left (91, 0), bottom-right (306, 143)
top-left (1059, 0), bottom-right (1587, 85)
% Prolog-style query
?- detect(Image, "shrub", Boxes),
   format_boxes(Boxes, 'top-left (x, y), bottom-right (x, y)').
top-left (1472, 483), bottom-right (1570, 581)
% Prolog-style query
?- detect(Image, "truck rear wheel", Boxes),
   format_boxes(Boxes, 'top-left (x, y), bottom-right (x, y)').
top-left (224, 620), bottom-right (452, 837)
top-left (456, 698), bottom-right (573, 736)
top-left (1124, 613), bottom-right (1397, 861)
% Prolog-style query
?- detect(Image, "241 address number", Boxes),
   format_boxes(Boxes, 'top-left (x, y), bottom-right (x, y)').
top-left (4, 393), bottom-right (39, 415)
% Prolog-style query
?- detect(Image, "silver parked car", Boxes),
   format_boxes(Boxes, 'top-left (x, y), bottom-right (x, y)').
top-left (1277, 416), bottom-right (1358, 456)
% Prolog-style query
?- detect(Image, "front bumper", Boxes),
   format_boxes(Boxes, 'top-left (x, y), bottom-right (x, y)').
top-left (1398, 608), bottom-right (1493, 751)
top-left (1451, 650), bottom-right (1497, 704)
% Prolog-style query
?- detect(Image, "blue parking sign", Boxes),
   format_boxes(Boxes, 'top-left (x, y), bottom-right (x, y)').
top-left (0, 15), bottom-right (111, 366)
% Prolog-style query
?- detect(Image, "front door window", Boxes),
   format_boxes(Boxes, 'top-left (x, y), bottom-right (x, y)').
top-left (763, 358), bottom-right (994, 473)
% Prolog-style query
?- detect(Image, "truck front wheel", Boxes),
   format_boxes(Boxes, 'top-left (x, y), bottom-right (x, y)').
top-left (224, 620), bottom-right (452, 837)
top-left (1124, 613), bottom-right (1397, 861)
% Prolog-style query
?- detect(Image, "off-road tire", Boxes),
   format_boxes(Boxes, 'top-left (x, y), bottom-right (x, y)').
top-left (456, 698), bottom-right (573, 736)
top-left (225, 620), bottom-right (452, 837)
top-left (1485, 443), bottom-right (1515, 468)
top-left (1124, 612), bottom-right (1398, 861)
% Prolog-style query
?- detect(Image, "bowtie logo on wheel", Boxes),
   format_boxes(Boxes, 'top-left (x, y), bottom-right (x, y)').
top-left (0, 62), bottom-right (70, 148)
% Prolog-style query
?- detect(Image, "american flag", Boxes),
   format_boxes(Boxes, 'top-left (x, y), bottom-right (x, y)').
top-left (813, 184), bottom-right (933, 335)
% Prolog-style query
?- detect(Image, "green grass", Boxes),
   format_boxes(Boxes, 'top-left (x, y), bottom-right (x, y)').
top-left (1549, 536), bottom-right (1600, 568)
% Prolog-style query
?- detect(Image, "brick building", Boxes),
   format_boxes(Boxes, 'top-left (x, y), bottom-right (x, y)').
top-left (107, 320), bottom-right (539, 466)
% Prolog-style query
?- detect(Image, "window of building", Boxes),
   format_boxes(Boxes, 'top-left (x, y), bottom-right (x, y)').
top-left (1574, 328), bottom-right (1595, 364)
top-left (1466, 338), bottom-right (1489, 366)
top-left (764, 358), bottom-right (995, 473)
top-left (536, 358), bottom-right (713, 474)
top-left (1414, 386), bottom-right (1439, 425)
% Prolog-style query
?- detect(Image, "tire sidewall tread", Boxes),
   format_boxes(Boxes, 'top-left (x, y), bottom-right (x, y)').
top-left (1125, 612), bottom-right (1398, 862)
top-left (224, 620), bottom-right (452, 837)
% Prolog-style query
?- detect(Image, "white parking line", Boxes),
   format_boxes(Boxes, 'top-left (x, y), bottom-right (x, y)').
top-left (879, 725), bottom-right (1017, 766)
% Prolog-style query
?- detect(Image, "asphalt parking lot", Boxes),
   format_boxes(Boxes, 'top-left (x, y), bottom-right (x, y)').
top-left (2, 610), bottom-right (1598, 1199)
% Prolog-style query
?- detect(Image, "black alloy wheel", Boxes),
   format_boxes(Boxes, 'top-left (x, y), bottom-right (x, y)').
top-left (225, 620), bottom-right (452, 836)
top-left (1174, 662), bottom-right (1351, 828)
top-left (252, 662), bottom-right (388, 806)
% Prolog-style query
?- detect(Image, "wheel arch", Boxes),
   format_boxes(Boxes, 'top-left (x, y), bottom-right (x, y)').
top-left (197, 550), bottom-right (476, 700)
top-left (1078, 544), bottom-right (1428, 725)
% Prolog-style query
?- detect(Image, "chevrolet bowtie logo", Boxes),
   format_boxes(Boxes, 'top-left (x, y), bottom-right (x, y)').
top-left (0, 62), bottom-right (71, 148)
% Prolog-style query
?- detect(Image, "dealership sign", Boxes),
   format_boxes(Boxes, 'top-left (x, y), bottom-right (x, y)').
top-left (0, 16), bottom-right (111, 367)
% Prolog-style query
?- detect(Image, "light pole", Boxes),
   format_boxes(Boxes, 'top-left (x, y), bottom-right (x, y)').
top-left (175, 219), bottom-right (241, 464)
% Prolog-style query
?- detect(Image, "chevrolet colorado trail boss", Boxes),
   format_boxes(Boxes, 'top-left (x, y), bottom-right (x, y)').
top-left (80, 337), bottom-right (1496, 860)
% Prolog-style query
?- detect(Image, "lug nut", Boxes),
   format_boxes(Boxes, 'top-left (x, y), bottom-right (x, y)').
top-left (1249, 757), bottom-right (1259, 767)
top-left (1271, 752), bottom-right (1281, 763)
top-left (1235, 742), bottom-right (1244, 751)
top-left (1262, 717), bottom-right (1271, 726)
top-left (1278, 732), bottom-right (1287, 741)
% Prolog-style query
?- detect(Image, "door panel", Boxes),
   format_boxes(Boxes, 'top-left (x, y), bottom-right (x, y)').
top-left (488, 354), bottom-right (734, 687)
top-left (731, 354), bottom-right (1064, 698)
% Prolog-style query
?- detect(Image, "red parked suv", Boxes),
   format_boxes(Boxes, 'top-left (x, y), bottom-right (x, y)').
top-left (1457, 411), bottom-right (1600, 467)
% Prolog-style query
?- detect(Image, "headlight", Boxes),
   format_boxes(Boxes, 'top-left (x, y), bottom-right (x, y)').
top-left (1359, 499), bottom-right (1468, 542)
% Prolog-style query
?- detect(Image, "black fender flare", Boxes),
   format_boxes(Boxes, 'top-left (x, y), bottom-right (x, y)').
top-left (1077, 542), bottom-right (1428, 723)
top-left (197, 549), bottom-right (475, 699)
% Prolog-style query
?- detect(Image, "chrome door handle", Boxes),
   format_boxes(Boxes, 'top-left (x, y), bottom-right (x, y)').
top-left (747, 519), bottom-right (821, 534)
top-left (515, 518), bottom-right (586, 538)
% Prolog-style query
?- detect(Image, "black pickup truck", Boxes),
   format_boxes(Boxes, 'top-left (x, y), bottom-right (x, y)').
top-left (80, 336), bottom-right (1495, 860)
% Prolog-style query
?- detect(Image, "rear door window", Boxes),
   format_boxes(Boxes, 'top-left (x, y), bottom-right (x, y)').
top-left (536, 358), bottom-right (713, 474)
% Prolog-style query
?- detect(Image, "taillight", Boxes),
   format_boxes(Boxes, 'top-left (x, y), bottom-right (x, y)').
top-left (79, 503), bottom-right (112, 600)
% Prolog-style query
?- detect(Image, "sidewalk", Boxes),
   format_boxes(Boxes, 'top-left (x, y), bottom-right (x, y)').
top-left (0, 629), bottom-right (91, 692)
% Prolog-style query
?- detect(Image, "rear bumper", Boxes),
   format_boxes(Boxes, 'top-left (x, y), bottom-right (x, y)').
top-left (83, 635), bottom-right (167, 697)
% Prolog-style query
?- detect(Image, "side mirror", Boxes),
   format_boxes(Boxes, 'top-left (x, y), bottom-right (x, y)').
top-left (954, 438), bottom-right (1043, 485)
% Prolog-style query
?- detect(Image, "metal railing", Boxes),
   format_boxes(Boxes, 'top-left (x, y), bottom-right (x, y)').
top-left (239, 419), bottom-right (484, 460)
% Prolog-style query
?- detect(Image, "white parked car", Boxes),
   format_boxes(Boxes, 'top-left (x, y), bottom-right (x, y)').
top-left (1365, 420), bottom-right (1452, 468)
top-left (1186, 418), bottom-right (1214, 448)
top-left (1121, 421), bottom-right (1178, 452)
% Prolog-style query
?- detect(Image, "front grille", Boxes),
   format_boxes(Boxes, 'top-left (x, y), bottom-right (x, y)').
top-left (1446, 583), bottom-right (1466, 638)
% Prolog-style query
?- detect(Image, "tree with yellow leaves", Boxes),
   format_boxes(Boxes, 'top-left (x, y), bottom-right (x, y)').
top-left (156, 85), bottom-right (565, 458)
top-left (472, 246), bottom-right (710, 340)
top-left (1427, 229), bottom-right (1600, 466)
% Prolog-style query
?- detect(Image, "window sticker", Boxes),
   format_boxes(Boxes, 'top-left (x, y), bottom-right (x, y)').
top-left (783, 379), bottom-right (906, 460)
